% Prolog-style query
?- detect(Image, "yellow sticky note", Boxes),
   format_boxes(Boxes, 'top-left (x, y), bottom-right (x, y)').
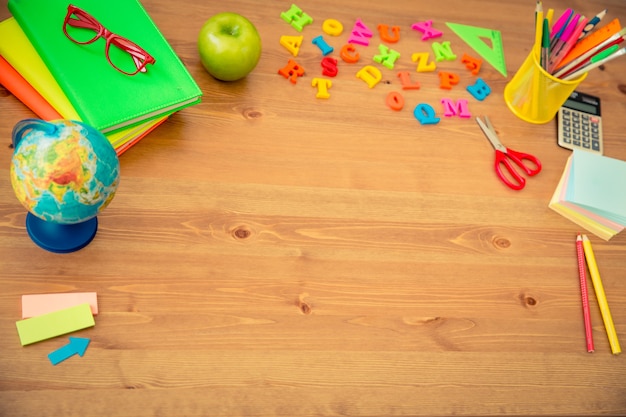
top-left (15, 303), bottom-right (95, 346)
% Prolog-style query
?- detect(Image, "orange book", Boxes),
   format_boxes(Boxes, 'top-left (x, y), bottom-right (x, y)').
top-left (0, 55), bottom-right (62, 120)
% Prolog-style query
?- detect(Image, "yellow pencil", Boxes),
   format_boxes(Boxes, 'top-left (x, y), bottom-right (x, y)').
top-left (582, 235), bottom-right (621, 355)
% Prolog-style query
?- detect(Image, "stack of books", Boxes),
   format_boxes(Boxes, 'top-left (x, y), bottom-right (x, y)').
top-left (0, 0), bottom-right (202, 155)
top-left (549, 150), bottom-right (626, 241)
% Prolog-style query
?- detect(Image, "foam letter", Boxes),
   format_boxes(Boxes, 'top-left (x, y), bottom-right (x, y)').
top-left (467, 77), bottom-right (492, 101)
top-left (278, 59), bottom-right (305, 84)
top-left (441, 98), bottom-right (471, 118)
top-left (280, 35), bottom-right (304, 57)
top-left (340, 44), bottom-right (360, 63)
top-left (461, 53), bottom-right (482, 75)
top-left (432, 41), bottom-right (457, 61)
top-left (348, 18), bottom-right (373, 46)
top-left (438, 71), bottom-right (460, 89)
top-left (373, 44), bottom-right (401, 69)
top-left (312, 35), bottom-right (334, 56)
top-left (321, 57), bottom-right (338, 77)
top-left (411, 52), bottom-right (436, 72)
top-left (397, 71), bottom-right (420, 90)
top-left (280, 4), bottom-right (313, 32)
top-left (386, 91), bottom-right (404, 111)
top-left (411, 20), bottom-right (443, 40)
top-left (413, 103), bottom-right (440, 125)
top-left (312, 78), bottom-right (332, 99)
top-left (356, 65), bottom-right (382, 88)
top-left (378, 24), bottom-right (400, 43)
top-left (323, 18), bottom-right (343, 36)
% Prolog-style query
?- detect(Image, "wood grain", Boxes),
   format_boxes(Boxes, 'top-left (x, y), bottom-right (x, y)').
top-left (1, 0), bottom-right (626, 416)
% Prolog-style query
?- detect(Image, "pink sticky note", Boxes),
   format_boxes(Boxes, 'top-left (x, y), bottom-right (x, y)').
top-left (22, 292), bottom-right (98, 318)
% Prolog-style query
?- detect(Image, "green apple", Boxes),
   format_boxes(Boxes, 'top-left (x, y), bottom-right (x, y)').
top-left (197, 12), bottom-right (262, 81)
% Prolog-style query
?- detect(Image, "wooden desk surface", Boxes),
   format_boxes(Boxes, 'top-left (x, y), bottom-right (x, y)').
top-left (1, 0), bottom-right (625, 415)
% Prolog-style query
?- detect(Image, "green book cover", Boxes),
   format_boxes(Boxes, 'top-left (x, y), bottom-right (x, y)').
top-left (8, 0), bottom-right (202, 133)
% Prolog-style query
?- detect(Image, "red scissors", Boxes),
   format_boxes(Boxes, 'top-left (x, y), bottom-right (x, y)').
top-left (476, 117), bottom-right (542, 190)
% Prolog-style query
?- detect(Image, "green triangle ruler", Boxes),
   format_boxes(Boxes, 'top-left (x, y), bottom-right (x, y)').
top-left (446, 22), bottom-right (507, 77)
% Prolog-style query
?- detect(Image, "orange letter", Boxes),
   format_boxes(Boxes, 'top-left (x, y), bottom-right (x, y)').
top-left (386, 91), bottom-right (404, 111)
top-left (438, 71), bottom-right (460, 89)
top-left (397, 71), bottom-right (420, 90)
top-left (462, 53), bottom-right (482, 75)
top-left (378, 24), bottom-right (400, 43)
top-left (340, 44), bottom-right (360, 63)
top-left (278, 59), bottom-right (305, 84)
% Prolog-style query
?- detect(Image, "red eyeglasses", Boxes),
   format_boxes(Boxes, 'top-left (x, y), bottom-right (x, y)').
top-left (63, 4), bottom-right (156, 75)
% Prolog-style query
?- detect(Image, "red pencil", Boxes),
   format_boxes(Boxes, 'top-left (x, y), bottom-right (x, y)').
top-left (576, 234), bottom-right (594, 353)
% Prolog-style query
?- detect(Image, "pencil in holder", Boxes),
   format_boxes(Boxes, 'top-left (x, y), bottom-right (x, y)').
top-left (504, 50), bottom-right (587, 124)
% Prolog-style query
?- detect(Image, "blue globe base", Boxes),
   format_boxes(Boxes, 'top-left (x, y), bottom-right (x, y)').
top-left (25, 213), bottom-right (98, 253)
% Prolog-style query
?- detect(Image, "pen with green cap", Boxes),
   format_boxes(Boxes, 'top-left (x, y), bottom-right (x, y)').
top-left (554, 28), bottom-right (626, 78)
top-left (563, 44), bottom-right (626, 80)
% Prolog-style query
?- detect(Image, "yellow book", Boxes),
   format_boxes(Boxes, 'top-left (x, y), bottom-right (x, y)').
top-left (0, 17), bottom-right (167, 153)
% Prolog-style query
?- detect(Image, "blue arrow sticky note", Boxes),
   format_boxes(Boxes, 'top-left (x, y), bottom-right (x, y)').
top-left (48, 337), bottom-right (90, 365)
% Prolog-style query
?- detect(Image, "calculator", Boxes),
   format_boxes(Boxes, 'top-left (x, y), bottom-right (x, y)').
top-left (557, 91), bottom-right (603, 155)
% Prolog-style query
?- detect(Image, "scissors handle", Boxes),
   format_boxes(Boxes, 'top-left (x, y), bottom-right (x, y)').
top-left (494, 148), bottom-right (542, 190)
top-left (505, 147), bottom-right (542, 176)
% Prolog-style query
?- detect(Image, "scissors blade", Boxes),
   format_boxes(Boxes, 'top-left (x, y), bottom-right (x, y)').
top-left (476, 117), bottom-right (507, 152)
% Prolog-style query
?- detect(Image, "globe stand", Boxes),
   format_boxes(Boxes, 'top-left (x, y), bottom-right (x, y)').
top-left (26, 213), bottom-right (98, 254)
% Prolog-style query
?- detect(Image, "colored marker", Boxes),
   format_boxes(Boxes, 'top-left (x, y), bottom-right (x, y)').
top-left (549, 17), bottom-right (588, 73)
top-left (551, 13), bottom-right (580, 57)
top-left (550, 8), bottom-right (573, 49)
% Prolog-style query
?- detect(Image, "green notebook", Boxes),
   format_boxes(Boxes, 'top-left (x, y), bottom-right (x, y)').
top-left (8, 0), bottom-right (202, 133)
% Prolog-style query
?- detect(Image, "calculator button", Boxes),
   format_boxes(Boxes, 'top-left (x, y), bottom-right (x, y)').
top-left (592, 141), bottom-right (601, 152)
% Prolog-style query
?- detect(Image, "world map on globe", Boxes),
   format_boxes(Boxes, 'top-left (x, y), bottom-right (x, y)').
top-left (10, 119), bottom-right (120, 225)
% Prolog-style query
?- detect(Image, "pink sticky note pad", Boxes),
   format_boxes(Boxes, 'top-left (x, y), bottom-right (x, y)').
top-left (22, 292), bottom-right (98, 319)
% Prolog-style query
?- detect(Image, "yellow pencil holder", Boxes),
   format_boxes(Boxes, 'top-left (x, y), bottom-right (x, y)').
top-left (504, 50), bottom-right (587, 124)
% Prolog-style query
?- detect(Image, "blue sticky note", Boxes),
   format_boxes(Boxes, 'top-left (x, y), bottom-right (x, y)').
top-left (565, 150), bottom-right (626, 225)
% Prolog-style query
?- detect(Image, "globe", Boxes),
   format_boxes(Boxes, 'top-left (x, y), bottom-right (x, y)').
top-left (10, 119), bottom-right (120, 253)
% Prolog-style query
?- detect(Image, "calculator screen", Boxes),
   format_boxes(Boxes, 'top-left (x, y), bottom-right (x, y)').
top-left (563, 99), bottom-right (599, 115)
